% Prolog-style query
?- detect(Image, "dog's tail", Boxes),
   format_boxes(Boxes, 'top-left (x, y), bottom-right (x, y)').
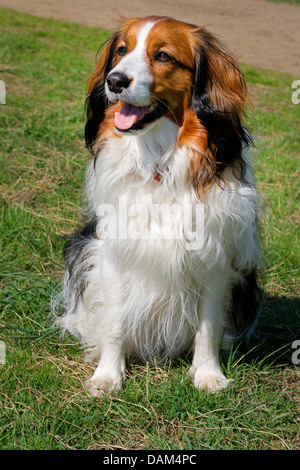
top-left (226, 269), bottom-right (262, 345)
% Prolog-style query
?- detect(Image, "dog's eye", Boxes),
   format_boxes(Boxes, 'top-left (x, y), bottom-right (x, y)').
top-left (155, 51), bottom-right (173, 62)
top-left (117, 46), bottom-right (127, 56)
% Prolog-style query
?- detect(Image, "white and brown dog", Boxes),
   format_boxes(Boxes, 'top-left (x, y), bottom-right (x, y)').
top-left (56, 16), bottom-right (261, 395)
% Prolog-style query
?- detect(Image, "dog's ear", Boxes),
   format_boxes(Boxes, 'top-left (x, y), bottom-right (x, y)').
top-left (191, 29), bottom-right (252, 175)
top-left (85, 33), bottom-right (120, 151)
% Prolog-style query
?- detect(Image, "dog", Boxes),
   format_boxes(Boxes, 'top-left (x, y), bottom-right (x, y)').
top-left (55, 16), bottom-right (261, 395)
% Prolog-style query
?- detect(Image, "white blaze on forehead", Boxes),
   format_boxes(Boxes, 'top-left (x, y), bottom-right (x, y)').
top-left (116, 21), bottom-right (155, 74)
top-left (106, 21), bottom-right (157, 106)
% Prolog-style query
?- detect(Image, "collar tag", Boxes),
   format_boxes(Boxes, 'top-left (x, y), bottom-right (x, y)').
top-left (153, 165), bottom-right (162, 182)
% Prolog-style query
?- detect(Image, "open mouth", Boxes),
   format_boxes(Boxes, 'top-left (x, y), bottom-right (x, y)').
top-left (114, 100), bottom-right (167, 133)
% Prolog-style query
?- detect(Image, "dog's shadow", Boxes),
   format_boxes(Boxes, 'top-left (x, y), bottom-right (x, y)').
top-left (222, 294), bottom-right (300, 368)
top-left (127, 294), bottom-right (299, 384)
top-left (252, 294), bottom-right (300, 364)
top-left (172, 294), bottom-right (300, 374)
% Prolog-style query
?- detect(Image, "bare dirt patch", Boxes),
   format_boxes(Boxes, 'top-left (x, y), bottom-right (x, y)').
top-left (1, 0), bottom-right (300, 76)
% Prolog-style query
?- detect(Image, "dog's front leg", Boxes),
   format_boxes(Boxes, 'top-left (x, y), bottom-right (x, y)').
top-left (85, 309), bottom-right (126, 396)
top-left (86, 334), bottom-right (126, 396)
top-left (189, 276), bottom-right (232, 392)
top-left (86, 341), bottom-right (125, 397)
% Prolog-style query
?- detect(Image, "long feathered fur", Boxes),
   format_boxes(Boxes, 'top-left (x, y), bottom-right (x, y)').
top-left (53, 16), bottom-right (262, 393)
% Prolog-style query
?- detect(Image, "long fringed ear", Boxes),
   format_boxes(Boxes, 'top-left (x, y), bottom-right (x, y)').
top-left (191, 28), bottom-right (252, 187)
top-left (85, 32), bottom-right (120, 152)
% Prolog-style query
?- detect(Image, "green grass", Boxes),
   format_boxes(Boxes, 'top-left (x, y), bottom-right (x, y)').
top-left (0, 8), bottom-right (299, 450)
top-left (268, 0), bottom-right (300, 5)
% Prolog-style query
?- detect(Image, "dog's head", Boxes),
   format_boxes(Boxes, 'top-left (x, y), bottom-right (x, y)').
top-left (85, 16), bottom-right (252, 191)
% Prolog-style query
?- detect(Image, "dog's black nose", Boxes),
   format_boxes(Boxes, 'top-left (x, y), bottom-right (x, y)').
top-left (107, 72), bottom-right (131, 93)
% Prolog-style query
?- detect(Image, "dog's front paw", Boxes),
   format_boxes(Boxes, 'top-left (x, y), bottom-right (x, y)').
top-left (85, 373), bottom-right (123, 397)
top-left (188, 366), bottom-right (232, 392)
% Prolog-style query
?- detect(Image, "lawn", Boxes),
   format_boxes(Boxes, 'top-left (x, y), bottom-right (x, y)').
top-left (0, 8), bottom-right (299, 450)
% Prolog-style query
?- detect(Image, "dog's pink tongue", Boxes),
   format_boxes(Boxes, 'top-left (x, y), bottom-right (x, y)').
top-left (115, 103), bottom-right (148, 130)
